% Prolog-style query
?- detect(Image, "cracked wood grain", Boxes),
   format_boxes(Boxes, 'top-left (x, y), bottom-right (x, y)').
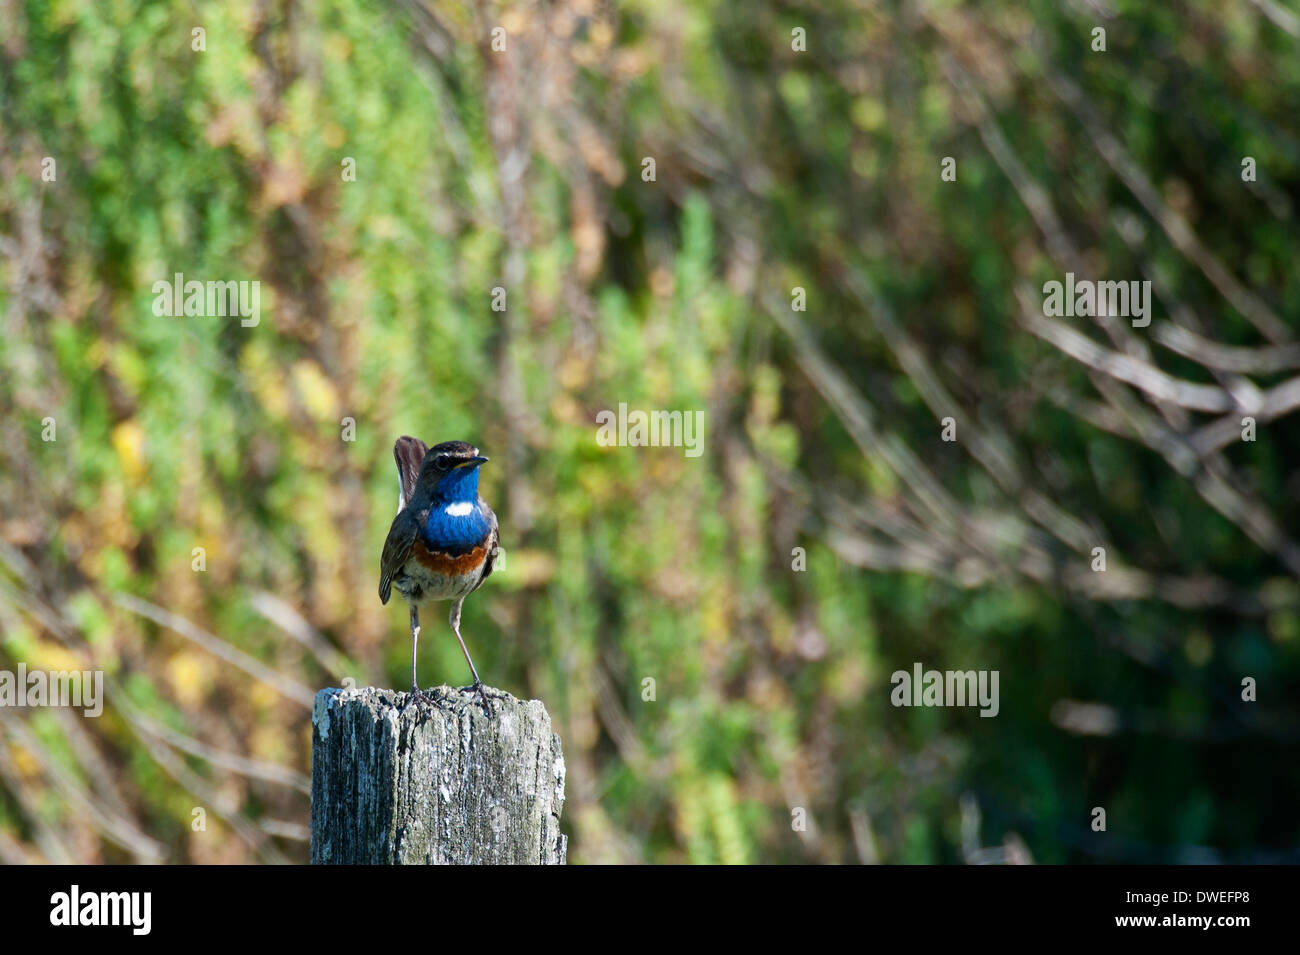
top-left (310, 686), bottom-right (566, 864)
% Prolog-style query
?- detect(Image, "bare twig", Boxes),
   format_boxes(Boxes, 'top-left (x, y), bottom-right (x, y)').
top-left (1018, 297), bottom-right (1240, 413)
top-left (113, 593), bottom-right (314, 708)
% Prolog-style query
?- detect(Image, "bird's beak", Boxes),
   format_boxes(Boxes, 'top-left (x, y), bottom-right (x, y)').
top-left (455, 455), bottom-right (489, 468)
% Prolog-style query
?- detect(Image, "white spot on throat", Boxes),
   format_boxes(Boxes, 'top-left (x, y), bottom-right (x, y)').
top-left (444, 501), bottom-right (474, 517)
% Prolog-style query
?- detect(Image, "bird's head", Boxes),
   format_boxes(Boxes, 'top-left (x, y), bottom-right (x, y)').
top-left (415, 440), bottom-right (489, 503)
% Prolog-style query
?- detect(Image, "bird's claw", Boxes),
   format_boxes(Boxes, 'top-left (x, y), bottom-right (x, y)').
top-left (458, 681), bottom-right (504, 716)
top-left (402, 685), bottom-right (439, 714)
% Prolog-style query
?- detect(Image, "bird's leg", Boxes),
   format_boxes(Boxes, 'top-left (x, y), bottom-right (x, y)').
top-left (451, 598), bottom-right (502, 714)
top-left (410, 604), bottom-right (421, 689)
top-left (449, 598), bottom-right (481, 686)
top-left (402, 604), bottom-right (435, 712)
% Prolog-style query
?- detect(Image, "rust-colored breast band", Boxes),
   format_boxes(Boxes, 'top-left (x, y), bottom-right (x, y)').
top-left (411, 539), bottom-right (488, 576)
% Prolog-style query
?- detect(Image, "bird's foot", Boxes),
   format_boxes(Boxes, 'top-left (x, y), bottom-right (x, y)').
top-left (458, 681), bottom-right (506, 716)
top-left (402, 684), bottom-right (439, 714)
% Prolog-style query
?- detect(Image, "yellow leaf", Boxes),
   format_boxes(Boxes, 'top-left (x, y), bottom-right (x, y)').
top-left (111, 420), bottom-right (147, 483)
top-left (291, 360), bottom-right (339, 421)
top-left (167, 652), bottom-right (209, 707)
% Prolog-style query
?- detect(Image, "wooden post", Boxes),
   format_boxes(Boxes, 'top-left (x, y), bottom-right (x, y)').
top-left (310, 686), bottom-right (566, 864)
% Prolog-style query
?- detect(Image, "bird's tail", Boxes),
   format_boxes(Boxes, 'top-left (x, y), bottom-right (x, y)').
top-left (393, 435), bottom-right (428, 509)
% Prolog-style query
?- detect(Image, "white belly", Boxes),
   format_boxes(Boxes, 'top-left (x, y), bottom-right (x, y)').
top-left (392, 559), bottom-right (480, 604)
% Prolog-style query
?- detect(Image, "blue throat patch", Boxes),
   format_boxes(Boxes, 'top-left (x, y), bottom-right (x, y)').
top-left (422, 465), bottom-right (488, 553)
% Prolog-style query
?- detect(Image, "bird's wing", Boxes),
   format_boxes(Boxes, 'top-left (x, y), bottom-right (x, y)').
top-left (469, 500), bottom-right (499, 594)
top-left (378, 506), bottom-right (422, 603)
top-left (392, 436), bottom-right (428, 511)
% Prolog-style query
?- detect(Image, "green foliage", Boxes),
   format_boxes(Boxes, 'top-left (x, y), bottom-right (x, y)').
top-left (0, 0), bottom-right (1297, 864)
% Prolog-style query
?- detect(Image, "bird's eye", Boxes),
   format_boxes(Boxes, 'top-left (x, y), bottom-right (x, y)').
top-left (436, 455), bottom-right (451, 469)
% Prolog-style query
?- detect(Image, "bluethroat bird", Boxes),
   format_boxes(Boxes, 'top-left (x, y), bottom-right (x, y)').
top-left (379, 436), bottom-right (500, 711)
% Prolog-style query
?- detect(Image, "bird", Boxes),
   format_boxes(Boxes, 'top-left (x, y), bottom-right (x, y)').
top-left (379, 436), bottom-right (500, 711)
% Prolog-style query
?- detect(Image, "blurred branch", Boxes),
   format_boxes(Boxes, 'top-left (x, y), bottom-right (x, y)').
top-left (0, 732), bottom-right (76, 864)
top-left (1154, 323), bottom-right (1300, 375)
top-left (119, 702), bottom-right (311, 795)
top-left (1249, 0), bottom-right (1300, 37)
top-left (1012, 282), bottom-right (1300, 574)
top-left (248, 590), bottom-right (354, 681)
top-left (115, 686), bottom-right (292, 865)
top-left (113, 594), bottom-right (315, 708)
top-left (1019, 306), bottom-right (1240, 413)
top-left (847, 272), bottom-right (1103, 556)
top-left (1191, 376), bottom-right (1300, 456)
top-left (1041, 65), bottom-right (1291, 344)
top-left (258, 818), bottom-right (310, 841)
top-left (764, 293), bottom-right (966, 538)
top-left (2, 718), bottom-right (165, 863)
top-left (939, 48), bottom-right (1188, 429)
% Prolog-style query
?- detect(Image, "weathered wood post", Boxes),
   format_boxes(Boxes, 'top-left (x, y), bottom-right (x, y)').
top-left (310, 686), bottom-right (566, 864)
